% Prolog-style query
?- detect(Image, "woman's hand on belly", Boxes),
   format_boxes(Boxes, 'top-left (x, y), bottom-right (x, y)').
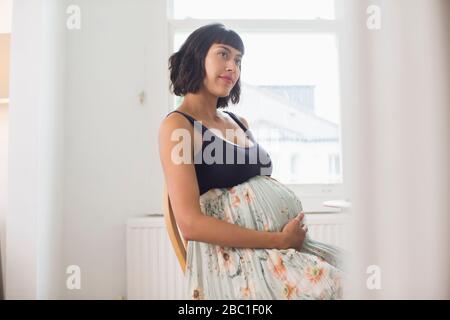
top-left (278, 211), bottom-right (308, 251)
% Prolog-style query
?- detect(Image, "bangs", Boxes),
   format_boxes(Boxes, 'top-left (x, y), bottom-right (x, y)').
top-left (209, 27), bottom-right (245, 56)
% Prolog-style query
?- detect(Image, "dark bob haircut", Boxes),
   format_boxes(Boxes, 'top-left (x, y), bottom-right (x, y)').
top-left (168, 23), bottom-right (245, 109)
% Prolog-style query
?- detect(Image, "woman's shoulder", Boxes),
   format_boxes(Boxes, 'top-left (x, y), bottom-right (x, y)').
top-left (162, 110), bottom-right (194, 125)
top-left (159, 110), bottom-right (195, 140)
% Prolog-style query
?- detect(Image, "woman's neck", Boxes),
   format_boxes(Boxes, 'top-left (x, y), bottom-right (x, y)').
top-left (179, 90), bottom-right (220, 121)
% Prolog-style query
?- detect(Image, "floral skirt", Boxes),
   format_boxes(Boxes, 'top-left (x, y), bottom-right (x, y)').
top-left (186, 175), bottom-right (347, 300)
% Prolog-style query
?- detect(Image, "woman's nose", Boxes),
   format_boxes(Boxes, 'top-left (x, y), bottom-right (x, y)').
top-left (226, 62), bottom-right (238, 72)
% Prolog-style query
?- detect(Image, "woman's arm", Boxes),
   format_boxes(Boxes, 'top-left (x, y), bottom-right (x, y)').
top-left (158, 114), bottom-right (286, 250)
top-left (187, 213), bottom-right (284, 249)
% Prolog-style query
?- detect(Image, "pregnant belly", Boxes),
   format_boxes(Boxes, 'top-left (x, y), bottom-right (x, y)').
top-left (199, 175), bottom-right (304, 233)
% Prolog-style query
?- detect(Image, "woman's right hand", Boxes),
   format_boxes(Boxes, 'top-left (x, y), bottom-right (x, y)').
top-left (279, 211), bottom-right (308, 251)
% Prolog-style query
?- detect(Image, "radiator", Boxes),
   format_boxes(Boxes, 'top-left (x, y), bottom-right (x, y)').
top-left (126, 216), bottom-right (187, 300)
top-left (126, 213), bottom-right (348, 300)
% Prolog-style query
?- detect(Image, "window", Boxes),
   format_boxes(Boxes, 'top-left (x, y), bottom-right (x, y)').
top-left (168, 0), bottom-right (346, 209)
top-left (173, 0), bottom-right (335, 20)
top-left (328, 153), bottom-right (341, 177)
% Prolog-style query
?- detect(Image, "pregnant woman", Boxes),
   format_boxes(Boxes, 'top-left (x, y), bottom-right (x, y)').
top-left (158, 23), bottom-right (347, 299)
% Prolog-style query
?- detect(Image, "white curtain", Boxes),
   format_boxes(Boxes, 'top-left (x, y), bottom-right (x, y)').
top-left (340, 0), bottom-right (450, 299)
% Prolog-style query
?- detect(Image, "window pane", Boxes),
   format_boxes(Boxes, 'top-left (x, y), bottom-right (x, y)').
top-left (173, 0), bottom-right (335, 20)
top-left (172, 32), bottom-right (342, 185)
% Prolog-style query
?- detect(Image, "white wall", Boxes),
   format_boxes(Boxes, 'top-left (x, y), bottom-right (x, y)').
top-left (6, 0), bottom-right (66, 299)
top-left (341, 0), bottom-right (450, 299)
top-left (0, 0), bottom-right (12, 33)
top-left (62, 0), bottom-right (168, 299)
top-left (0, 105), bottom-right (7, 296)
top-left (7, 0), bottom-right (169, 299)
top-left (0, 0), bottom-right (12, 296)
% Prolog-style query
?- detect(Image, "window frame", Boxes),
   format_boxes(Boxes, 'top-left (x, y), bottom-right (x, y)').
top-left (166, 0), bottom-right (348, 213)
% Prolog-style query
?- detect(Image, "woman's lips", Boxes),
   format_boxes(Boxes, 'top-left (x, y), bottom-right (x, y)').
top-left (219, 76), bottom-right (233, 85)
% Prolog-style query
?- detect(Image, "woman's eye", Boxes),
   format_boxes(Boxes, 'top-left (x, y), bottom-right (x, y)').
top-left (219, 51), bottom-right (241, 67)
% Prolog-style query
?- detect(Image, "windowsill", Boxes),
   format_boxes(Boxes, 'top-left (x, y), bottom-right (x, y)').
top-left (297, 196), bottom-right (344, 214)
top-left (323, 199), bottom-right (352, 209)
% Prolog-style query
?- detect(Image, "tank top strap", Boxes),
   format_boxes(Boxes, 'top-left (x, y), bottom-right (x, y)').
top-left (222, 111), bottom-right (248, 132)
top-left (165, 110), bottom-right (196, 125)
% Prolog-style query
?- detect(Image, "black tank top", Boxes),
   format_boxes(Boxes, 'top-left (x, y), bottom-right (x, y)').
top-left (166, 110), bottom-right (273, 195)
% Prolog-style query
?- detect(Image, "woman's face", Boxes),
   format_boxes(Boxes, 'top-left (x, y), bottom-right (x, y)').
top-left (202, 43), bottom-right (242, 97)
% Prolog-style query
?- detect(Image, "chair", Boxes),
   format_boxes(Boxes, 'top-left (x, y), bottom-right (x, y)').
top-left (162, 183), bottom-right (187, 274)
